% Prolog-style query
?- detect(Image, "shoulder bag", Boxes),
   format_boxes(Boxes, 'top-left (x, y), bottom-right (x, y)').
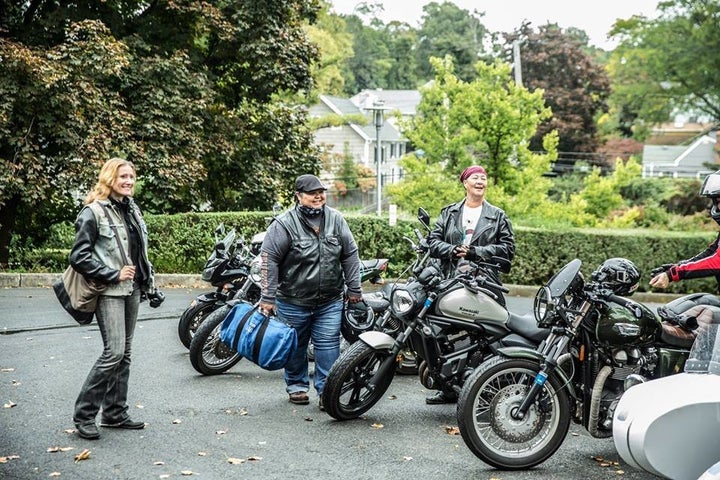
top-left (53, 203), bottom-right (130, 324)
top-left (219, 302), bottom-right (298, 371)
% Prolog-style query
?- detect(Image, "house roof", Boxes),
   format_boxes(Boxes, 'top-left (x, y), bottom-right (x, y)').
top-left (350, 89), bottom-right (422, 117)
top-left (643, 133), bottom-right (717, 167)
top-left (316, 94), bottom-right (403, 142)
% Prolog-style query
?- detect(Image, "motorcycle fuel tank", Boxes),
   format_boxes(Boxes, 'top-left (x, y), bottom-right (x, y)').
top-left (596, 300), bottom-right (659, 347)
top-left (434, 285), bottom-right (508, 324)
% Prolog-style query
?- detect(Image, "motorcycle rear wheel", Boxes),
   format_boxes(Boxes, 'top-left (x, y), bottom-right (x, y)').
top-left (177, 297), bottom-right (219, 349)
top-left (188, 304), bottom-right (242, 375)
top-left (457, 357), bottom-right (571, 470)
top-left (321, 342), bottom-right (395, 420)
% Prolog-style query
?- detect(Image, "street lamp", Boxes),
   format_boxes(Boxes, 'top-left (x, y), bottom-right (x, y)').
top-left (369, 100), bottom-right (386, 217)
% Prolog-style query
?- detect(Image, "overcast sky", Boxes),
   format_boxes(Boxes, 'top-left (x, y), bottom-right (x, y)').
top-left (328, 0), bottom-right (660, 49)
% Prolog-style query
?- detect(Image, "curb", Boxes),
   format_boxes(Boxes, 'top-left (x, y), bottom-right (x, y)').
top-left (0, 273), bottom-right (205, 289)
top-left (0, 273), bottom-right (684, 303)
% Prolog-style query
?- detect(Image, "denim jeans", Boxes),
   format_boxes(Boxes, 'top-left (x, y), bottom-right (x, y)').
top-left (73, 290), bottom-right (140, 425)
top-left (276, 298), bottom-right (343, 396)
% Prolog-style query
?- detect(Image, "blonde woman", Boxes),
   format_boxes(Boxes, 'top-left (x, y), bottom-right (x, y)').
top-left (69, 158), bottom-right (159, 439)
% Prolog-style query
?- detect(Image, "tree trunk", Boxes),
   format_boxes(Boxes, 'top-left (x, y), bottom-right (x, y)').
top-left (0, 194), bottom-right (21, 268)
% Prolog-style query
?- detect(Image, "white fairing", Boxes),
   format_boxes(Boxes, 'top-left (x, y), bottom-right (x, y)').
top-left (435, 286), bottom-right (508, 324)
top-left (613, 374), bottom-right (720, 480)
top-left (699, 461), bottom-right (720, 480)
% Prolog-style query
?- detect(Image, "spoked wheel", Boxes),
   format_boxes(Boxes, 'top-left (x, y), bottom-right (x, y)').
top-left (321, 342), bottom-right (395, 420)
top-left (457, 357), bottom-right (571, 470)
top-left (188, 304), bottom-right (242, 375)
top-left (177, 298), bottom-right (219, 349)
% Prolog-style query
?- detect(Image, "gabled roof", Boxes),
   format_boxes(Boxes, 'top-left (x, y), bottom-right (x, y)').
top-left (642, 133), bottom-right (717, 167)
top-left (351, 89), bottom-right (422, 116)
top-left (315, 94), bottom-right (403, 142)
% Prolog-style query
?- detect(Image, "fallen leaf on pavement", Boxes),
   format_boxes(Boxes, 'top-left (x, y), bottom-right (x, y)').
top-left (159, 475), bottom-right (170, 479)
top-left (0, 455), bottom-right (20, 463)
top-left (227, 457), bottom-right (245, 464)
top-left (215, 430), bottom-right (227, 435)
top-left (197, 452), bottom-right (207, 457)
top-left (304, 417), bottom-right (313, 422)
top-left (153, 461), bottom-right (165, 466)
top-left (403, 456), bottom-right (413, 461)
top-left (172, 419), bottom-right (182, 424)
top-left (616, 470), bottom-right (625, 474)
top-left (11, 380), bottom-right (20, 386)
top-left (0, 368), bottom-right (15, 373)
top-left (248, 456), bottom-right (262, 461)
top-left (63, 429), bottom-right (75, 434)
top-left (388, 395), bottom-right (397, 400)
top-left (371, 423), bottom-right (383, 429)
top-left (74, 449), bottom-right (91, 463)
top-left (47, 447), bottom-right (74, 453)
top-left (444, 426), bottom-right (460, 435)
top-left (49, 472), bottom-right (61, 477)
top-left (180, 470), bottom-right (194, 475)
top-left (3, 401), bottom-right (16, 409)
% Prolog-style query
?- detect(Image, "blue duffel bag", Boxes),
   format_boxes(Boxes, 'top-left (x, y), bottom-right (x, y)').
top-left (219, 302), bottom-right (297, 371)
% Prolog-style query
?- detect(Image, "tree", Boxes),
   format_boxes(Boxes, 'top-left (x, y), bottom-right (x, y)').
top-left (608, 0), bottom-right (720, 135)
top-left (392, 56), bottom-right (555, 216)
top-left (503, 24), bottom-right (611, 161)
top-left (0, 0), bottom-right (323, 267)
top-left (415, 2), bottom-right (489, 82)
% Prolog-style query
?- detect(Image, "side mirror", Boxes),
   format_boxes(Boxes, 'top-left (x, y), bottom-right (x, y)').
top-left (417, 208), bottom-right (430, 230)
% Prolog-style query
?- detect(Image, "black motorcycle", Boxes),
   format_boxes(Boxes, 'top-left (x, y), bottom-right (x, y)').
top-left (321, 209), bottom-right (549, 421)
top-left (188, 256), bottom-right (391, 376)
top-left (177, 224), bottom-right (264, 349)
top-left (455, 257), bottom-right (718, 470)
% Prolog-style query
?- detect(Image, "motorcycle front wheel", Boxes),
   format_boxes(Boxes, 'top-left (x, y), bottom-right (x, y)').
top-left (177, 297), bottom-right (219, 349)
top-left (188, 304), bottom-right (242, 375)
top-left (457, 357), bottom-right (571, 470)
top-left (321, 342), bottom-right (395, 421)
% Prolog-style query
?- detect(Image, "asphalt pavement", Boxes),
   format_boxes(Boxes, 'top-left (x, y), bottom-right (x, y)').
top-left (0, 285), bottom-right (664, 479)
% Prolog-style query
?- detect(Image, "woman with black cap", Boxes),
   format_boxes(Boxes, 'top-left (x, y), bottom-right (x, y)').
top-left (425, 164), bottom-right (515, 404)
top-left (258, 174), bottom-right (362, 410)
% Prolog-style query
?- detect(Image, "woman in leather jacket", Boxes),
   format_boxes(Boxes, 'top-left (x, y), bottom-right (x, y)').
top-left (69, 158), bottom-right (156, 440)
top-left (425, 164), bottom-right (515, 404)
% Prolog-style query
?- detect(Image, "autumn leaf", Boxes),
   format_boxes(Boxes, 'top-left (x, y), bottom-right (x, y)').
top-left (197, 452), bottom-right (207, 457)
top-left (304, 417), bottom-right (313, 422)
top-left (215, 430), bottom-right (227, 435)
top-left (227, 457), bottom-right (245, 464)
top-left (388, 395), bottom-right (397, 400)
top-left (0, 455), bottom-right (20, 463)
top-left (74, 449), bottom-right (91, 463)
top-left (11, 380), bottom-right (20, 386)
top-left (1, 368), bottom-right (15, 373)
top-left (616, 470), bottom-right (625, 474)
top-left (49, 472), bottom-right (61, 477)
top-left (153, 461), bottom-right (165, 465)
top-left (63, 429), bottom-right (75, 434)
top-left (444, 426), bottom-right (460, 435)
top-left (47, 447), bottom-right (74, 453)
top-left (181, 470), bottom-right (194, 475)
top-left (3, 401), bottom-right (17, 409)
top-left (248, 456), bottom-right (262, 461)
top-left (172, 419), bottom-right (182, 424)
top-left (403, 456), bottom-right (413, 461)
top-left (370, 423), bottom-right (384, 429)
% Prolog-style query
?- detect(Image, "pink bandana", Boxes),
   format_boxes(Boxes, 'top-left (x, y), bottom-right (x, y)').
top-left (460, 165), bottom-right (487, 182)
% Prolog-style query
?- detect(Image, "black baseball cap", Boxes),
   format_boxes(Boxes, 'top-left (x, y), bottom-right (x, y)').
top-left (295, 174), bottom-right (327, 192)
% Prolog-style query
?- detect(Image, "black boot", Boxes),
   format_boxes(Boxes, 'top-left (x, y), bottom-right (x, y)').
top-left (425, 390), bottom-right (457, 405)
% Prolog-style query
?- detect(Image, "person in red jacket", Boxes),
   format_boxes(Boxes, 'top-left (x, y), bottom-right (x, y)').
top-left (650, 171), bottom-right (720, 291)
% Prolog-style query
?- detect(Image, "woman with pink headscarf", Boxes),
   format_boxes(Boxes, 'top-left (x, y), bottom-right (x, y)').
top-left (424, 164), bottom-right (515, 404)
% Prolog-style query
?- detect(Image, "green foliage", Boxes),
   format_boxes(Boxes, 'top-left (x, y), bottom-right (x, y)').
top-left (608, 0), bottom-right (720, 134)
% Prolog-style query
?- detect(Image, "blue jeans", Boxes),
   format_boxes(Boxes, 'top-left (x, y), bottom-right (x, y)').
top-left (276, 298), bottom-right (343, 396)
top-left (73, 290), bottom-right (140, 425)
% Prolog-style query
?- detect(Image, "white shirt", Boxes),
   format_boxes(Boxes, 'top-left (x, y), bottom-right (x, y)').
top-left (461, 204), bottom-right (483, 245)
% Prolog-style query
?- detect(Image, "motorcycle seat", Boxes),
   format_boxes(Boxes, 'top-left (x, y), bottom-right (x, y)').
top-left (659, 321), bottom-right (696, 349)
top-left (507, 312), bottom-right (550, 343)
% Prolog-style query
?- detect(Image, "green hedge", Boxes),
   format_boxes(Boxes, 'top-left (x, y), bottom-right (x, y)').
top-left (11, 211), bottom-right (717, 294)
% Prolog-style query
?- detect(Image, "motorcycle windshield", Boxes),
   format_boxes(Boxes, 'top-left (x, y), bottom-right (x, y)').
top-left (684, 305), bottom-right (720, 375)
top-left (546, 258), bottom-right (582, 297)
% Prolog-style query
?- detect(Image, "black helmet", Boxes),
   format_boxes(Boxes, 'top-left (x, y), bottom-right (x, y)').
top-left (700, 171), bottom-right (720, 225)
top-left (341, 301), bottom-right (374, 344)
top-left (591, 258), bottom-right (641, 296)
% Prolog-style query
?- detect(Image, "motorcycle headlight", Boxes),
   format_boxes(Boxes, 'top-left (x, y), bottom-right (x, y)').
top-left (249, 255), bottom-right (262, 284)
top-left (534, 285), bottom-right (555, 328)
top-left (391, 289), bottom-right (415, 317)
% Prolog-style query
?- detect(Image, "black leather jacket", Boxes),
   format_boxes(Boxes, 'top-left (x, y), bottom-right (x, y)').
top-left (428, 199), bottom-right (515, 283)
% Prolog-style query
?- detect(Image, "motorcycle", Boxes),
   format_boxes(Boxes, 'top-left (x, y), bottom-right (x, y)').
top-left (321, 208), bottom-right (549, 421)
top-left (188, 254), bottom-right (391, 376)
top-left (613, 303), bottom-right (720, 480)
top-left (177, 223), bottom-right (264, 348)
top-left (455, 257), bottom-right (718, 470)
